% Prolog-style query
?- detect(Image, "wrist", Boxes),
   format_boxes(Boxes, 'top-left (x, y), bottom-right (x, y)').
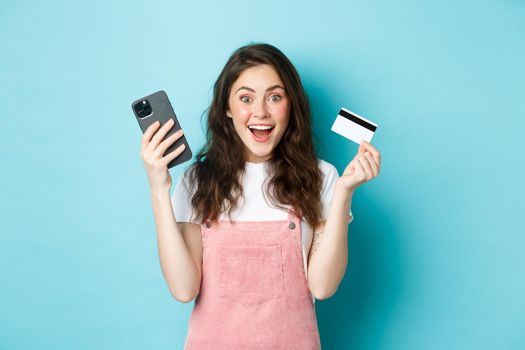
top-left (150, 187), bottom-right (171, 200)
top-left (335, 179), bottom-right (355, 199)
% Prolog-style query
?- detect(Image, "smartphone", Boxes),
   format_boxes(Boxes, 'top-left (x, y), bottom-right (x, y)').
top-left (132, 90), bottom-right (192, 169)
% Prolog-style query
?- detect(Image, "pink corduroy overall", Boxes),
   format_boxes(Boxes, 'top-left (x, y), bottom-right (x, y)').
top-left (183, 208), bottom-right (321, 349)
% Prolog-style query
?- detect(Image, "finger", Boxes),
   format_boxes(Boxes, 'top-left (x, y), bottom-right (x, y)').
top-left (350, 144), bottom-right (366, 165)
top-left (364, 152), bottom-right (379, 177)
top-left (155, 129), bottom-right (184, 158)
top-left (358, 153), bottom-right (373, 179)
top-left (150, 119), bottom-right (176, 152)
top-left (141, 121), bottom-right (160, 151)
top-left (362, 140), bottom-right (381, 165)
top-left (161, 143), bottom-right (186, 165)
top-left (343, 163), bottom-right (355, 176)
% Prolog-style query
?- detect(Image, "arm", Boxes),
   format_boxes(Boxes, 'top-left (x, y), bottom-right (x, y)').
top-left (306, 185), bottom-right (353, 300)
top-left (307, 140), bottom-right (381, 300)
top-left (140, 120), bottom-right (203, 303)
top-left (150, 189), bottom-right (202, 303)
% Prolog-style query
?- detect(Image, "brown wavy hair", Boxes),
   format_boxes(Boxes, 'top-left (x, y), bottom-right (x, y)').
top-left (186, 42), bottom-right (323, 227)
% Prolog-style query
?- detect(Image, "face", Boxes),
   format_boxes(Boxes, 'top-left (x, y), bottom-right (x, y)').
top-left (226, 64), bottom-right (291, 163)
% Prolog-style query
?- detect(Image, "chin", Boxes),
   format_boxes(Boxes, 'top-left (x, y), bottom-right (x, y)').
top-left (246, 148), bottom-right (274, 161)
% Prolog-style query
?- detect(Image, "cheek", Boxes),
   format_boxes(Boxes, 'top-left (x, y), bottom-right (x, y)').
top-left (238, 107), bottom-right (251, 119)
top-left (231, 102), bottom-right (251, 120)
top-left (271, 102), bottom-right (290, 124)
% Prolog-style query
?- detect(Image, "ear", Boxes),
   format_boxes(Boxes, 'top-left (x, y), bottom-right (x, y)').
top-left (226, 109), bottom-right (232, 119)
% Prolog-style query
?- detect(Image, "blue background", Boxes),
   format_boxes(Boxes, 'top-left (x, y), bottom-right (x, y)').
top-left (1, 0), bottom-right (524, 349)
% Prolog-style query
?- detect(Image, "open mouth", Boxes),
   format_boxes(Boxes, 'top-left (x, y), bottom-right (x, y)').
top-left (247, 124), bottom-right (275, 141)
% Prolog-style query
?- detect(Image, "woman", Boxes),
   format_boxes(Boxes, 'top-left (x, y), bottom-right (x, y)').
top-left (140, 43), bottom-right (381, 349)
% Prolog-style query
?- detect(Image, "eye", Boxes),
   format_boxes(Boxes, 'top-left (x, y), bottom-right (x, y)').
top-left (240, 96), bottom-right (251, 103)
top-left (269, 94), bottom-right (282, 102)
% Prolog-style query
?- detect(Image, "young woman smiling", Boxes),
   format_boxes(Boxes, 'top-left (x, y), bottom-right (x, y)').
top-left (140, 43), bottom-right (381, 349)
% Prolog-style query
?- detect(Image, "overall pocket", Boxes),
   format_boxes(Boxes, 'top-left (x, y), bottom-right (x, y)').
top-left (218, 244), bottom-right (284, 306)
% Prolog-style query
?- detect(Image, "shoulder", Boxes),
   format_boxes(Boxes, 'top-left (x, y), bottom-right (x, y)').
top-left (316, 159), bottom-right (340, 205)
top-left (317, 159), bottom-right (339, 185)
top-left (173, 165), bottom-right (197, 196)
top-left (171, 165), bottom-right (199, 223)
top-left (178, 164), bottom-right (197, 183)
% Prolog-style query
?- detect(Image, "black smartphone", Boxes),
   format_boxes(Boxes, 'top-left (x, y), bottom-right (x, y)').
top-left (132, 90), bottom-right (192, 169)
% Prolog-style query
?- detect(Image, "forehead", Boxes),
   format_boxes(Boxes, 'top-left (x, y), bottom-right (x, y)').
top-left (232, 64), bottom-right (283, 89)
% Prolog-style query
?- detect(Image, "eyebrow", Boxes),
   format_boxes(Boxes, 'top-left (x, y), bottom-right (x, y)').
top-left (235, 84), bottom-right (285, 94)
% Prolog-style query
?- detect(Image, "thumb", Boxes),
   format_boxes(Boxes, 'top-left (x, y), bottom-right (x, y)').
top-left (357, 140), bottom-right (367, 154)
top-left (344, 161), bottom-right (356, 175)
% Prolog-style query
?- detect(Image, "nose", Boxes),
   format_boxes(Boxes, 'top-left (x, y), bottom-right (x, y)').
top-left (252, 98), bottom-right (269, 119)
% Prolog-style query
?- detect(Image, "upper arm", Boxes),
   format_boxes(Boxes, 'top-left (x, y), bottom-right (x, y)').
top-left (177, 222), bottom-right (203, 289)
top-left (307, 161), bottom-right (336, 266)
top-left (172, 170), bottom-right (203, 281)
top-left (307, 220), bottom-right (326, 267)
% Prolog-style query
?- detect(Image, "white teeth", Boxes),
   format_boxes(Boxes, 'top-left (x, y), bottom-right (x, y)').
top-left (248, 125), bottom-right (274, 130)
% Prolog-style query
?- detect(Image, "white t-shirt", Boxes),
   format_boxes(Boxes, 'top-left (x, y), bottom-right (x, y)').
top-left (170, 159), bottom-right (353, 302)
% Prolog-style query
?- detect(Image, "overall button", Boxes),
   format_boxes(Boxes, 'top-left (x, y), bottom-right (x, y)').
top-left (288, 222), bottom-right (296, 229)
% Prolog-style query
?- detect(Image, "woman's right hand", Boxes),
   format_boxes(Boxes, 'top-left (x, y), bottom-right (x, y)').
top-left (140, 119), bottom-right (186, 193)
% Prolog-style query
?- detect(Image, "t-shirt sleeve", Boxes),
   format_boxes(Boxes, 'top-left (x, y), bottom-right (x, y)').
top-left (170, 169), bottom-right (199, 224)
top-left (320, 160), bottom-right (354, 224)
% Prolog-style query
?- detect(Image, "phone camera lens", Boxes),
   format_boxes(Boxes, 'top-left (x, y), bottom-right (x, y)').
top-left (134, 99), bottom-right (153, 119)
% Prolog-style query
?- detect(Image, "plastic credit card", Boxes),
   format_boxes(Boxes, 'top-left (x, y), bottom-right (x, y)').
top-left (331, 107), bottom-right (378, 144)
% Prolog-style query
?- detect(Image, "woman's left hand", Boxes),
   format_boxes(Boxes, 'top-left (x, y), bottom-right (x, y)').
top-left (337, 140), bottom-right (381, 195)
